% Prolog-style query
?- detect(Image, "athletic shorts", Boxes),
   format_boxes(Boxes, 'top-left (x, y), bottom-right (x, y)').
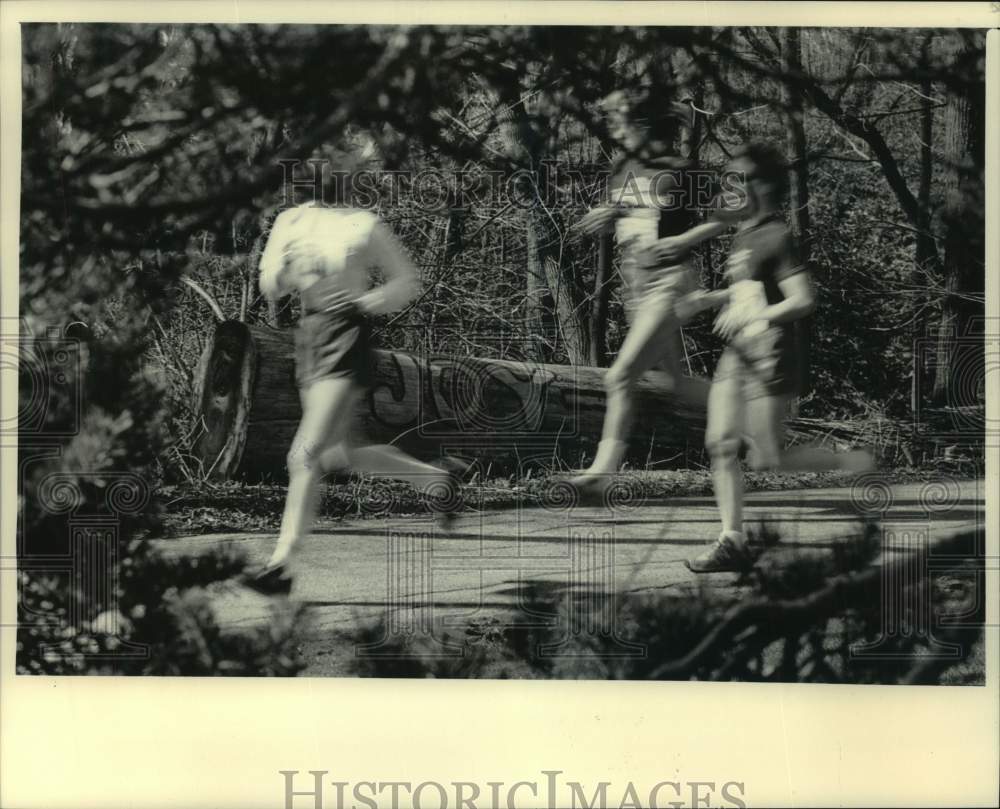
top-left (623, 260), bottom-right (699, 320)
top-left (295, 308), bottom-right (374, 389)
top-left (714, 326), bottom-right (799, 401)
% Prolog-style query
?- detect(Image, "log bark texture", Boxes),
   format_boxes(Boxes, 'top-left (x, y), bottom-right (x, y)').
top-left (192, 321), bottom-right (710, 481)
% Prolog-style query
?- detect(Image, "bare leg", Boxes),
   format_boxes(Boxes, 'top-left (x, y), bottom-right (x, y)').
top-left (648, 314), bottom-right (710, 411)
top-left (671, 372), bottom-right (710, 411)
top-left (781, 446), bottom-right (873, 472)
top-left (577, 298), bottom-right (683, 480)
top-left (689, 374), bottom-right (870, 575)
top-left (685, 366), bottom-right (752, 573)
top-left (270, 385), bottom-right (459, 573)
top-left (705, 372), bottom-right (746, 537)
top-left (745, 394), bottom-right (873, 473)
top-left (267, 377), bottom-right (359, 570)
top-left (320, 443), bottom-right (450, 492)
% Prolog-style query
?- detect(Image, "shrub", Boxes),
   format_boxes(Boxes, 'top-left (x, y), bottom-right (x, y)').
top-left (343, 524), bottom-right (984, 684)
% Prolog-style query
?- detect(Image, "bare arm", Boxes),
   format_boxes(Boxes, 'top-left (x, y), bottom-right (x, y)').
top-left (258, 210), bottom-right (292, 302)
top-left (714, 271), bottom-right (814, 340)
top-left (356, 221), bottom-right (421, 316)
top-left (649, 217), bottom-right (729, 263)
top-left (674, 286), bottom-right (731, 323)
top-left (573, 204), bottom-right (624, 238)
top-left (759, 271), bottom-right (815, 325)
top-left (676, 217), bottom-right (729, 248)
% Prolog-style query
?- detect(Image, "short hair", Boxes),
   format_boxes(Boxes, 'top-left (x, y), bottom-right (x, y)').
top-left (600, 87), bottom-right (691, 133)
top-left (732, 141), bottom-right (790, 201)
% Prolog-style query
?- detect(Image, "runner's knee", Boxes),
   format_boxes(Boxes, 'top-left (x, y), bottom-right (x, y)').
top-left (705, 433), bottom-right (741, 463)
top-left (287, 439), bottom-right (320, 474)
top-left (322, 444), bottom-right (350, 473)
top-left (606, 358), bottom-right (640, 395)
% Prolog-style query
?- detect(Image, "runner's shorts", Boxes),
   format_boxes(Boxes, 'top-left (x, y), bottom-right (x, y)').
top-left (623, 260), bottom-right (699, 322)
top-left (714, 327), bottom-right (800, 401)
top-left (295, 278), bottom-right (375, 389)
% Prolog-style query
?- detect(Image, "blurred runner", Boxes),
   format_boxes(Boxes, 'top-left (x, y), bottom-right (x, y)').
top-left (652, 142), bottom-right (873, 573)
top-left (569, 89), bottom-right (727, 494)
top-left (247, 189), bottom-right (463, 595)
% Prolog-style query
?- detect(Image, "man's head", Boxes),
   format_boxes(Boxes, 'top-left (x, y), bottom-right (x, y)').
top-left (727, 141), bottom-right (790, 216)
top-left (600, 89), bottom-right (651, 152)
top-left (600, 87), bottom-right (697, 157)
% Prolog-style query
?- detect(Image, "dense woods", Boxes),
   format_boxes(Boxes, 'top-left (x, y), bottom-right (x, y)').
top-left (21, 27), bottom-right (985, 426)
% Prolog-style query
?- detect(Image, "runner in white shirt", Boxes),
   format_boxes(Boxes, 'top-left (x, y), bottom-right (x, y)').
top-left (569, 90), bottom-right (729, 494)
top-left (247, 201), bottom-right (462, 595)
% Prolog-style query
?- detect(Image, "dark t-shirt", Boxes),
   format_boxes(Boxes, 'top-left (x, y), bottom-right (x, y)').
top-left (726, 215), bottom-right (803, 294)
top-left (724, 215), bottom-right (810, 393)
top-left (609, 155), bottom-right (696, 239)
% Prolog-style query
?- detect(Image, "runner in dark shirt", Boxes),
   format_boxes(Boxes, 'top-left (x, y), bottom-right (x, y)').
top-left (715, 213), bottom-right (805, 401)
top-left (652, 141), bottom-right (873, 573)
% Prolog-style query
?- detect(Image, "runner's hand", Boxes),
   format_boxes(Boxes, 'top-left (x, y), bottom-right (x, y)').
top-left (714, 306), bottom-right (763, 341)
top-left (316, 288), bottom-right (361, 318)
top-left (675, 289), bottom-right (725, 322)
top-left (674, 292), bottom-right (703, 323)
top-left (574, 205), bottom-right (621, 237)
top-left (259, 267), bottom-right (286, 302)
top-left (648, 235), bottom-right (691, 265)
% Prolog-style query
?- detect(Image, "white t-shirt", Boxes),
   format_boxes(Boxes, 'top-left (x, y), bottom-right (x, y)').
top-left (608, 171), bottom-right (697, 305)
top-left (610, 173), bottom-right (661, 253)
top-left (258, 203), bottom-right (420, 316)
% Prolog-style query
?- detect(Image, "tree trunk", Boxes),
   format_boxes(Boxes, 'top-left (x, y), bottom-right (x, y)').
top-left (496, 79), bottom-right (589, 364)
top-left (523, 206), bottom-right (554, 359)
top-left (443, 195), bottom-right (465, 263)
top-left (912, 33), bottom-right (935, 415)
top-left (589, 234), bottom-right (613, 367)
top-left (681, 85), bottom-right (703, 161)
top-left (783, 29), bottom-right (811, 258)
top-left (542, 245), bottom-right (590, 365)
top-left (673, 46), bottom-right (702, 161)
top-left (783, 27), bottom-right (812, 409)
top-left (931, 44), bottom-right (985, 406)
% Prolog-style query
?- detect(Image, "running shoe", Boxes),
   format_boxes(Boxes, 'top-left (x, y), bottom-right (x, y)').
top-left (685, 534), bottom-right (749, 574)
top-left (243, 563), bottom-right (293, 596)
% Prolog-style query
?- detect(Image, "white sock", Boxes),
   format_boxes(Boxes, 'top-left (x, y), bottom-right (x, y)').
top-left (267, 538), bottom-right (295, 570)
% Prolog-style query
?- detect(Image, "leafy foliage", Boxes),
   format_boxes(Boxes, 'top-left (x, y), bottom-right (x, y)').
top-left (345, 525), bottom-right (984, 684)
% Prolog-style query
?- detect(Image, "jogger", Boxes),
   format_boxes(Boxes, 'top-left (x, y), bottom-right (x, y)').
top-left (248, 200), bottom-right (461, 595)
top-left (653, 142), bottom-right (872, 573)
top-left (570, 91), bottom-right (727, 491)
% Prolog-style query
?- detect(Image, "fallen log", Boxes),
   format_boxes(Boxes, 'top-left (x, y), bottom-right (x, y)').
top-left (191, 321), bottom-right (710, 481)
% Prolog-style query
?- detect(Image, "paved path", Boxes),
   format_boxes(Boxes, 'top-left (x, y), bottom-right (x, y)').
top-left (159, 480), bottom-right (985, 662)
